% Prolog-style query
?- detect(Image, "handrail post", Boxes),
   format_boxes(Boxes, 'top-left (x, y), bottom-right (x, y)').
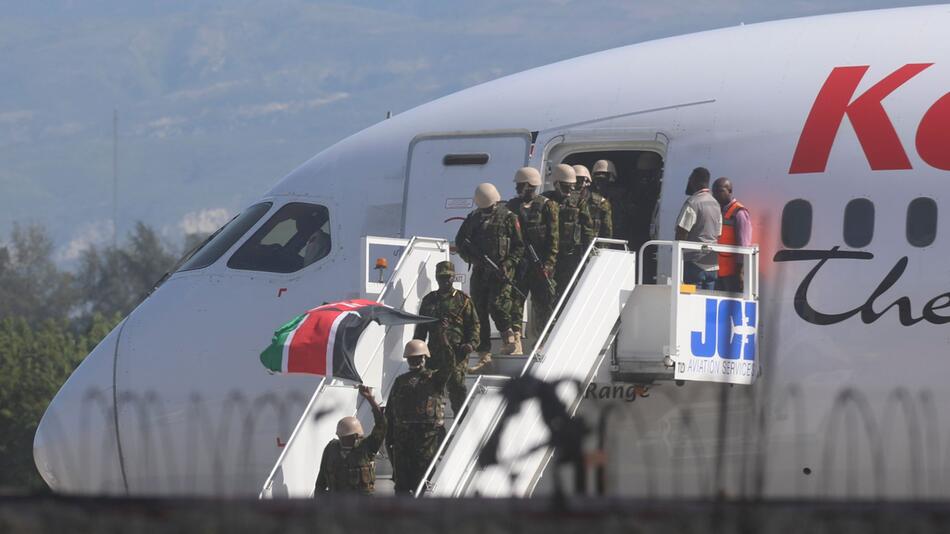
top-left (413, 375), bottom-right (485, 498)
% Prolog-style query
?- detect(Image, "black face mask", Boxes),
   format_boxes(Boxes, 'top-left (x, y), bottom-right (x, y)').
top-left (407, 356), bottom-right (426, 370)
top-left (436, 276), bottom-right (454, 292)
top-left (518, 185), bottom-right (537, 200)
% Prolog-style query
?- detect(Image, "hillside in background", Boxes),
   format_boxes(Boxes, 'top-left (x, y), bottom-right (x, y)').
top-left (0, 0), bottom-right (925, 264)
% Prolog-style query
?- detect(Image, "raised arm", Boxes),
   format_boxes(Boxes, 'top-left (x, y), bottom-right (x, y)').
top-left (358, 385), bottom-right (387, 454)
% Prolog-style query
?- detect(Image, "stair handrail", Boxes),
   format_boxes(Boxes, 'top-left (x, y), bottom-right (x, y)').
top-left (412, 374), bottom-right (485, 497)
top-left (637, 240), bottom-right (759, 300)
top-left (520, 237), bottom-right (628, 375)
top-left (358, 236), bottom-right (449, 380)
top-left (259, 235), bottom-right (448, 498)
top-left (258, 377), bottom-right (327, 498)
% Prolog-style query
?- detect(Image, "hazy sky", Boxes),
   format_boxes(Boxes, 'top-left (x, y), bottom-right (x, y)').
top-left (0, 1), bottom-right (937, 263)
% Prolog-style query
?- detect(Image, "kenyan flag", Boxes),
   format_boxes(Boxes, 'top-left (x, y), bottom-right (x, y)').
top-left (260, 299), bottom-right (433, 382)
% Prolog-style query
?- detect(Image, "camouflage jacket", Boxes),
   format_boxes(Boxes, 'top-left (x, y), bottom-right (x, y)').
top-left (314, 408), bottom-right (386, 495)
top-left (454, 202), bottom-right (525, 276)
top-left (413, 289), bottom-right (479, 362)
top-left (388, 366), bottom-right (452, 429)
top-left (580, 189), bottom-right (613, 239)
top-left (506, 195), bottom-right (559, 270)
top-left (542, 191), bottom-right (595, 256)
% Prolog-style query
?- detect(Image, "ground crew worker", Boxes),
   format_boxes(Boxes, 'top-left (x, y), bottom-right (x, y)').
top-left (675, 167), bottom-right (722, 289)
top-left (506, 167), bottom-right (559, 345)
top-left (413, 261), bottom-right (479, 413)
top-left (314, 385), bottom-right (385, 496)
top-left (543, 164), bottom-right (595, 300)
top-left (712, 177), bottom-right (751, 292)
top-left (575, 164), bottom-right (613, 238)
top-left (388, 339), bottom-right (451, 495)
top-left (455, 183), bottom-right (525, 362)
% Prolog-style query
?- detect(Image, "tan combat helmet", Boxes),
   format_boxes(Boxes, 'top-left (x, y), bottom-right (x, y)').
top-left (474, 183), bottom-right (501, 208)
top-left (573, 165), bottom-right (592, 186)
top-left (552, 163), bottom-right (576, 184)
top-left (592, 159), bottom-right (617, 180)
top-left (336, 415), bottom-right (364, 438)
top-left (513, 167), bottom-right (542, 186)
top-left (636, 152), bottom-right (663, 170)
top-left (403, 339), bottom-right (430, 358)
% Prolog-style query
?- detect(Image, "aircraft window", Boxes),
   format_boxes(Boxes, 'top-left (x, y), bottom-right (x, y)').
top-left (228, 203), bottom-right (331, 273)
top-left (906, 197), bottom-right (937, 247)
top-left (178, 202), bottom-right (273, 272)
top-left (781, 199), bottom-right (812, 249)
top-left (843, 198), bottom-right (874, 248)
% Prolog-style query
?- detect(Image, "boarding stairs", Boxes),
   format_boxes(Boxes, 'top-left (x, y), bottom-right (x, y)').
top-left (415, 239), bottom-right (759, 498)
top-left (260, 235), bottom-right (759, 499)
top-left (259, 236), bottom-right (451, 498)
top-left (415, 238), bottom-right (637, 497)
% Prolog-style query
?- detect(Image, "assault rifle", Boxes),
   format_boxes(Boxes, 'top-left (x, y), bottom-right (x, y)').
top-left (462, 238), bottom-right (526, 299)
top-left (526, 243), bottom-right (557, 296)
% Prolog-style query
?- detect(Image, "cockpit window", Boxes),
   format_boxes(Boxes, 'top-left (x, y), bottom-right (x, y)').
top-left (178, 202), bottom-right (272, 272)
top-left (228, 203), bottom-right (332, 273)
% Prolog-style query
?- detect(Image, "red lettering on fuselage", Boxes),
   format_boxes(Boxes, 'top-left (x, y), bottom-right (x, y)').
top-left (916, 92), bottom-right (950, 171)
top-left (789, 63), bottom-right (935, 174)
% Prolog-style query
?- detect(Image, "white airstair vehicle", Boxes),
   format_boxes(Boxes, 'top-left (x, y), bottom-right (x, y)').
top-left (260, 236), bottom-right (758, 498)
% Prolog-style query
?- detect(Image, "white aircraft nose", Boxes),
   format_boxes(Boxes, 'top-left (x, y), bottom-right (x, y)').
top-left (34, 325), bottom-right (127, 494)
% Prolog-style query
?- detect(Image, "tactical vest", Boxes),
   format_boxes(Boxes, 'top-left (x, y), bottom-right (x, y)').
top-left (584, 191), bottom-right (608, 236)
top-left (557, 192), bottom-right (584, 254)
top-left (518, 196), bottom-right (552, 250)
top-left (473, 204), bottom-right (514, 263)
top-left (323, 440), bottom-right (376, 495)
top-left (421, 290), bottom-right (467, 349)
top-left (393, 371), bottom-right (445, 427)
top-left (718, 200), bottom-right (748, 277)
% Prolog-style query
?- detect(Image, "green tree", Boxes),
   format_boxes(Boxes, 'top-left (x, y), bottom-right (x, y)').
top-left (0, 313), bottom-right (120, 490)
top-left (75, 221), bottom-right (177, 319)
top-left (0, 224), bottom-right (76, 324)
top-left (0, 220), bottom-right (181, 492)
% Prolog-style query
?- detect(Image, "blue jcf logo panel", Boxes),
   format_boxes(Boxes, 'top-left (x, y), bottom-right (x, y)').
top-left (690, 298), bottom-right (757, 360)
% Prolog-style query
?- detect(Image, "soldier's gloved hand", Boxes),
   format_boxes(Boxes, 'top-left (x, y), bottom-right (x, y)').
top-left (459, 344), bottom-right (474, 356)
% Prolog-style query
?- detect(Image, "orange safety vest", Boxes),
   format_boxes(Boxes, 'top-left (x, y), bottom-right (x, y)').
top-left (718, 200), bottom-right (748, 277)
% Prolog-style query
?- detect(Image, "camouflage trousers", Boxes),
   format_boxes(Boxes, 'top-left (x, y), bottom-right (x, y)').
top-left (430, 349), bottom-right (468, 414)
top-left (509, 265), bottom-right (557, 336)
top-left (391, 424), bottom-right (445, 495)
top-left (470, 266), bottom-right (514, 352)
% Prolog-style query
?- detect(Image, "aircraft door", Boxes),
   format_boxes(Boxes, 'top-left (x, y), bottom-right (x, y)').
top-left (402, 130), bottom-right (532, 288)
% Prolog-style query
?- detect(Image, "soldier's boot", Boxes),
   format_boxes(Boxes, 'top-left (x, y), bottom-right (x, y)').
top-left (469, 351), bottom-right (492, 373)
top-left (500, 329), bottom-right (517, 355)
top-left (509, 331), bottom-right (523, 355)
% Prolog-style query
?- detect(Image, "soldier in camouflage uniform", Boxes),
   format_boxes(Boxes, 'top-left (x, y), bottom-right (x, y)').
top-left (543, 164), bottom-right (595, 300)
top-left (314, 385), bottom-right (385, 496)
top-left (506, 167), bottom-right (559, 348)
top-left (575, 164), bottom-right (613, 239)
top-left (593, 159), bottom-right (640, 247)
top-left (388, 339), bottom-right (451, 495)
top-left (455, 183), bottom-right (525, 362)
top-left (413, 261), bottom-right (479, 413)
